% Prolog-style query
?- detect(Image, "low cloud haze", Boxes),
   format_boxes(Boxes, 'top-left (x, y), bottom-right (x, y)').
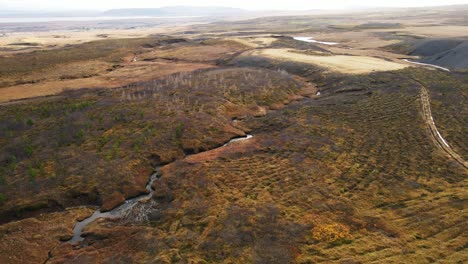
top-left (2, 0), bottom-right (468, 11)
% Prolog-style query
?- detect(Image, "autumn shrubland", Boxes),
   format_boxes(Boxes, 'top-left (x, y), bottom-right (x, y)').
top-left (0, 9), bottom-right (467, 264)
top-left (0, 66), bottom-right (305, 223)
top-left (24, 66), bottom-right (465, 264)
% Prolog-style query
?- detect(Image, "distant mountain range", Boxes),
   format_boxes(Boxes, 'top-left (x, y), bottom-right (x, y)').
top-left (102, 6), bottom-right (247, 17)
top-left (0, 6), bottom-right (247, 18)
top-left (3, 4), bottom-right (467, 20)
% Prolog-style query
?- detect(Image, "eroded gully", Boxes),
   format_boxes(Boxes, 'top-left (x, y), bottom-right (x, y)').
top-left (68, 134), bottom-right (254, 243)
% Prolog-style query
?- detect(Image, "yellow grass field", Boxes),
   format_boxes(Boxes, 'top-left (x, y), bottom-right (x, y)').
top-left (374, 25), bottom-right (468, 38)
top-left (138, 41), bottom-right (246, 62)
top-left (256, 49), bottom-right (409, 74)
top-left (0, 25), bottom-right (196, 55)
top-left (228, 37), bottom-right (277, 48)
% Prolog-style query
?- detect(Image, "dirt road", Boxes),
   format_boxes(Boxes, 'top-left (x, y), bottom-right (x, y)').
top-left (418, 82), bottom-right (468, 169)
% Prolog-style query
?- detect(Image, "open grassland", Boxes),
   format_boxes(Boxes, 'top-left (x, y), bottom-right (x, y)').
top-left (0, 19), bottom-right (208, 54)
top-left (0, 37), bottom-right (164, 88)
top-left (374, 26), bottom-right (468, 38)
top-left (0, 38), bottom-right (158, 76)
top-left (255, 49), bottom-right (408, 74)
top-left (0, 61), bottom-right (212, 103)
top-left (0, 38), bottom-right (253, 103)
top-left (227, 37), bottom-right (277, 48)
top-left (138, 39), bottom-right (248, 62)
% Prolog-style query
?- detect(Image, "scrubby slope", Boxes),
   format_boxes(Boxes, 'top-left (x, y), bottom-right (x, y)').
top-left (0, 67), bottom-right (305, 224)
top-left (1, 12), bottom-right (467, 263)
top-left (44, 68), bottom-right (467, 264)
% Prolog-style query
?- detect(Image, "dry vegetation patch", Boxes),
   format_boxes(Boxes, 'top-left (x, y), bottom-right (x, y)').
top-left (0, 67), bottom-right (304, 224)
top-left (0, 207), bottom-right (93, 264)
top-left (138, 40), bottom-right (249, 62)
top-left (0, 61), bottom-right (213, 103)
top-left (0, 37), bottom-right (255, 103)
top-left (0, 60), bottom-right (112, 88)
top-left (375, 26), bottom-right (468, 38)
top-left (227, 36), bottom-right (277, 48)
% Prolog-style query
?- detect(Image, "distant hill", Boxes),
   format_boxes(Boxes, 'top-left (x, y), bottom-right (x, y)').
top-left (410, 39), bottom-right (468, 69)
top-left (102, 6), bottom-right (246, 17)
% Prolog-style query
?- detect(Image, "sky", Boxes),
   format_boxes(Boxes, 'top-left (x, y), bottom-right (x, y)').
top-left (2, 0), bottom-right (468, 11)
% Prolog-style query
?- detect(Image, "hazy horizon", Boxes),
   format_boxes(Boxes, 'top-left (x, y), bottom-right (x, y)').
top-left (2, 0), bottom-right (468, 12)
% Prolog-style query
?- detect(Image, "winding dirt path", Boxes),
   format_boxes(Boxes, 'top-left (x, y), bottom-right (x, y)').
top-left (418, 82), bottom-right (467, 169)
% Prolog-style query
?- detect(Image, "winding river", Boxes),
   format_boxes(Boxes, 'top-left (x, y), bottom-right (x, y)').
top-left (69, 134), bottom-right (254, 243)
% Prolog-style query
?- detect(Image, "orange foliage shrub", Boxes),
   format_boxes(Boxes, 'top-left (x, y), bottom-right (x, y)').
top-left (312, 223), bottom-right (351, 242)
top-left (44, 160), bottom-right (56, 177)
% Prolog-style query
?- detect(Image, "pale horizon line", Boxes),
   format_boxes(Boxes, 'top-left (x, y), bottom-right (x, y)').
top-left (1, 3), bottom-right (468, 13)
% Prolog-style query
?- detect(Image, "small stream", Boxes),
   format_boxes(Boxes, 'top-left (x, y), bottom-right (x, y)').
top-left (222, 134), bottom-right (253, 146)
top-left (69, 172), bottom-right (160, 243)
top-left (293, 37), bottom-right (452, 73)
top-left (293, 36), bottom-right (338, 45)
top-left (402, 59), bottom-right (450, 72)
top-left (69, 134), bottom-right (253, 243)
